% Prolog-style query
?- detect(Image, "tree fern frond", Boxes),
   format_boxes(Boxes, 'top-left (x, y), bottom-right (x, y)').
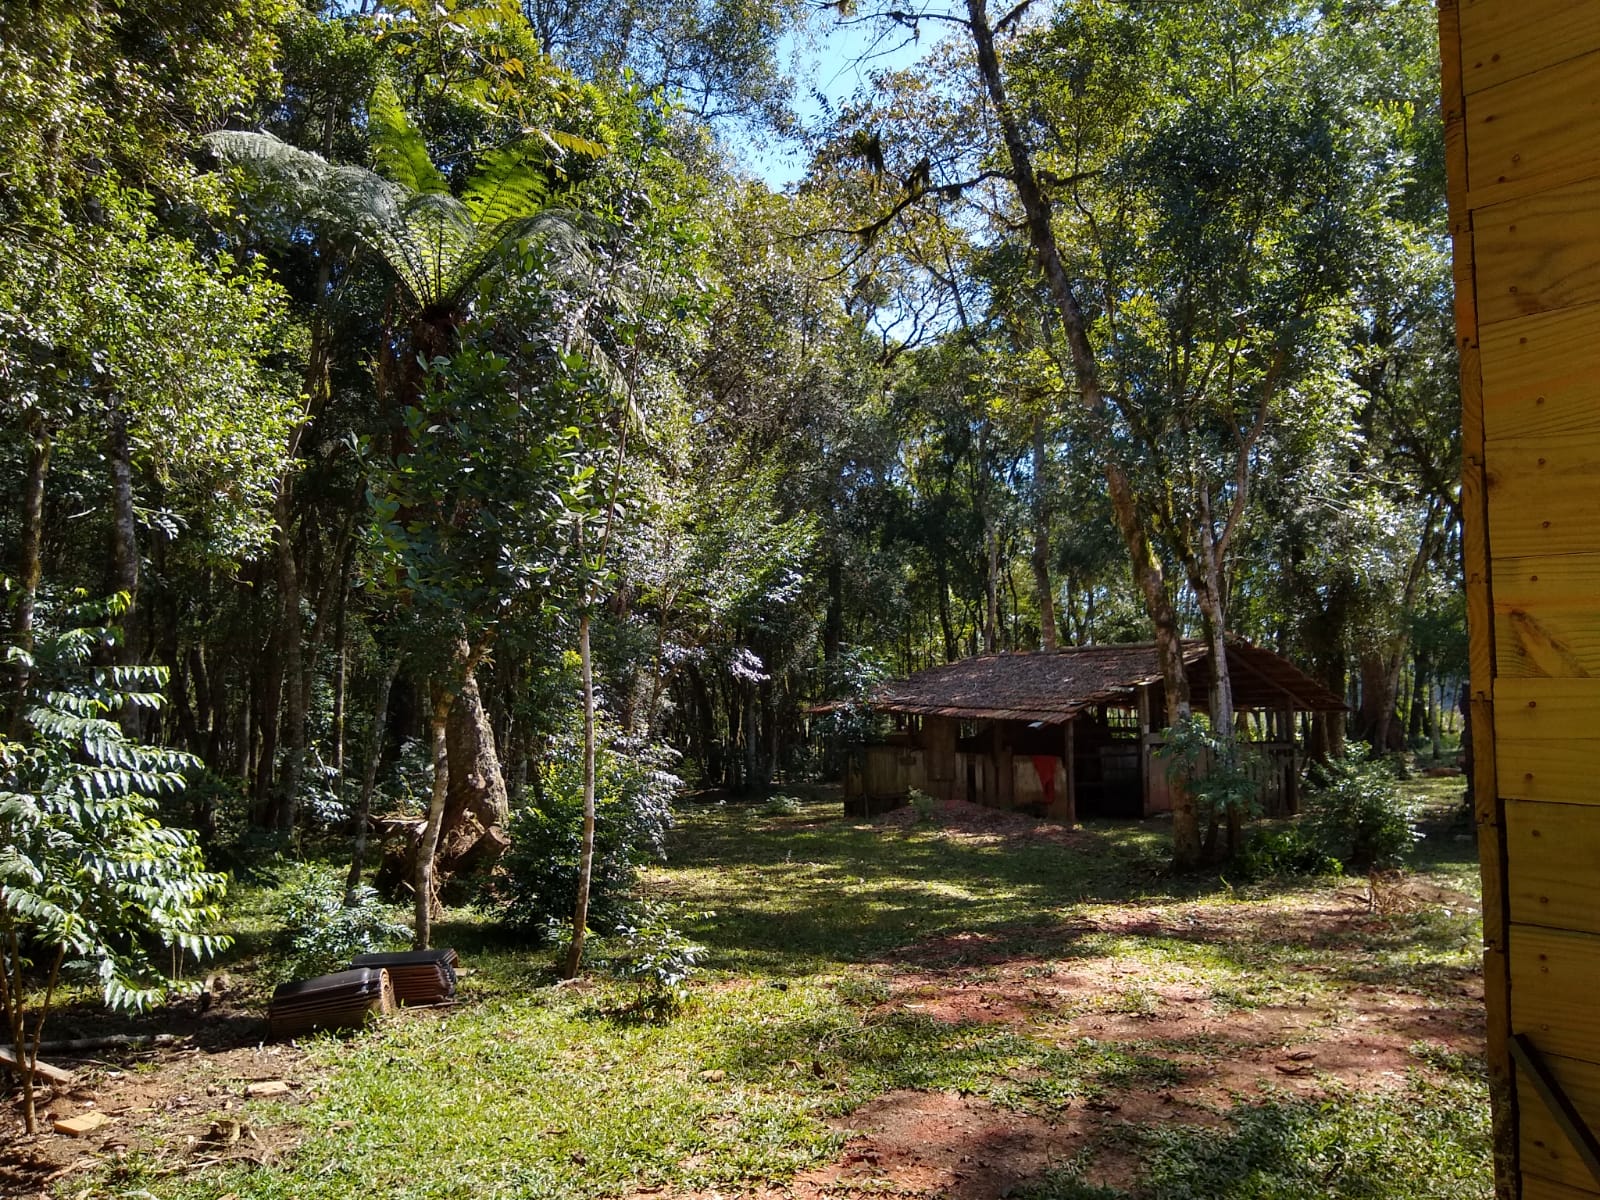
top-left (404, 193), bottom-right (480, 307)
top-left (369, 77), bottom-right (450, 197)
top-left (544, 129), bottom-right (608, 159)
top-left (461, 139), bottom-right (551, 234)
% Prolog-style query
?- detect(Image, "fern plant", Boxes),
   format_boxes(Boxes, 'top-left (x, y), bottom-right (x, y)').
top-left (207, 77), bottom-right (601, 321)
top-left (0, 595), bottom-right (229, 1133)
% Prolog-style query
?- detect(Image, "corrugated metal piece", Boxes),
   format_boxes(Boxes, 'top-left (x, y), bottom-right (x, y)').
top-left (350, 949), bottom-right (458, 1006)
top-left (268, 967), bottom-right (394, 1039)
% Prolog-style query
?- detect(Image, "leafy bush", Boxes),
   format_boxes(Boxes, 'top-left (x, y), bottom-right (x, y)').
top-left (1159, 717), bottom-right (1264, 828)
top-left (907, 787), bottom-right (938, 822)
top-left (270, 865), bottom-right (408, 981)
top-left (1235, 825), bottom-right (1342, 881)
top-left (493, 727), bottom-right (679, 937)
top-left (1303, 749), bottom-right (1420, 869)
top-left (762, 793), bottom-right (801, 817)
top-left (1, 595), bottom-right (231, 1130)
top-left (600, 903), bottom-right (706, 1016)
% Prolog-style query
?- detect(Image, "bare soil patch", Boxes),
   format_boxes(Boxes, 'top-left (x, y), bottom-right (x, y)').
top-left (649, 881), bottom-right (1484, 1200)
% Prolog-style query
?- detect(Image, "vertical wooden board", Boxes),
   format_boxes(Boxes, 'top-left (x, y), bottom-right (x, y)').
top-left (924, 716), bottom-right (956, 783)
top-left (1511, 924), bottom-right (1600, 1062)
top-left (1465, 50), bottom-right (1600, 191)
top-left (1481, 303), bottom-right (1600, 443)
top-left (1475, 178), bottom-right (1600, 326)
top-left (1461, 0), bottom-right (1600, 94)
top-left (1494, 553), bottom-right (1600, 676)
top-left (1505, 799), bottom-right (1600, 933)
top-left (1486, 440), bottom-right (1600, 559)
top-left (1520, 1052), bottom-right (1600, 1192)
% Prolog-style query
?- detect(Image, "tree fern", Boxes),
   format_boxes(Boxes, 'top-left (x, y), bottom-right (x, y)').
top-left (207, 78), bottom-right (604, 315)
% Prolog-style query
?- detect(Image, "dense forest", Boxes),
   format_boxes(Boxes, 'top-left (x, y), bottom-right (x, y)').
top-left (1, 0), bottom-right (1461, 966)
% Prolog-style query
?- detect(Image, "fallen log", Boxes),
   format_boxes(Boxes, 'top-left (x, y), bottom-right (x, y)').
top-left (32, 1034), bottom-right (188, 1053)
top-left (0, 1046), bottom-right (77, 1086)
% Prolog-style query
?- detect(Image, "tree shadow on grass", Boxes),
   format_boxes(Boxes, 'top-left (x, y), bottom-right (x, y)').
top-left (661, 799), bottom-right (1216, 976)
top-left (1019, 1079), bottom-right (1490, 1200)
top-left (660, 798), bottom-right (1480, 999)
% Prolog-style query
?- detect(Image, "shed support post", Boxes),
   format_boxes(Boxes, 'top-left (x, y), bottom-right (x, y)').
top-left (1282, 708), bottom-right (1299, 815)
top-left (1138, 684), bottom-right (1154, 817)
top-left (1063, 719), bottom-right (1076, 824)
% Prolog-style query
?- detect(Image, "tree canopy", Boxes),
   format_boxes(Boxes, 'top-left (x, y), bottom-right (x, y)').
top-left (0, 0), bottom-right (1460, 942)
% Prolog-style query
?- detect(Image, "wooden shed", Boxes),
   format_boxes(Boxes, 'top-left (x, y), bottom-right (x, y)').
top-left (1440, 3), bottom-right (1600, 1197)
top-left (841, 641), bottom-right (1344, 822)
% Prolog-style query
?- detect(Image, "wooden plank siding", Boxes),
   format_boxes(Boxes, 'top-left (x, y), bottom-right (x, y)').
top-left (1521, 1053), bottom-right (1600, 1192)
top-left (1443, 0), bottom-right (1600, 1195)
top-left (1459, 0), bottom-right (1600, 95)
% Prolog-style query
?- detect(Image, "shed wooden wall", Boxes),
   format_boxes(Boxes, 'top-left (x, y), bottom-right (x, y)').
top-left (1440, 3), bottom-right (1600, 1196)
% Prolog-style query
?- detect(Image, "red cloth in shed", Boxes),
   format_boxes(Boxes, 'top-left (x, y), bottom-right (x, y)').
top-left (1031, 755), bottom-right (1059, 808)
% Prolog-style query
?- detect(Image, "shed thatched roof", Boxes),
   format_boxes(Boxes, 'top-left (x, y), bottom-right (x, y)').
top-left (867, 641), bottom-right (1344, 726)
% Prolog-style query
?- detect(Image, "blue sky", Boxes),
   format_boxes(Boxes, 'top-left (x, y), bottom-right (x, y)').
top-left (739, 14), bottom-right (932, 188)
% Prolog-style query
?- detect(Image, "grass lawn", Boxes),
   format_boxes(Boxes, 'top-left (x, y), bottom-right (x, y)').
top-left (23, 780), bottom-right (1490, 1200)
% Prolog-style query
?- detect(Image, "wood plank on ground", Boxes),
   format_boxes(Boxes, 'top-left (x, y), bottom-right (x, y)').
top-left (0, 1046), bottom-right (76, 1086)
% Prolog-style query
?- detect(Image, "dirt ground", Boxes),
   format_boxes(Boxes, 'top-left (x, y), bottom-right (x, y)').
top-left (662, 801), bottom-right (1486, 1200)
top-left (1, 800), bottom-right (1484, 1200)
top-left (649, 925), bottom-right (1483, 1200)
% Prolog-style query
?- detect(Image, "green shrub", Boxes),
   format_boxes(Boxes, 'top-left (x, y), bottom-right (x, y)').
top-left (599, 903), bottom-right (706, 1016)
top-left (1235, 825), bottom-right (1342, 881)
top-left (493, 729), bottom-right (679, 937)
top-left (1159, 717), bottom-right (1264, 829)
top-left (1304, 749), bottom-right (1420, 869)
top-left (762, 793), bottom-right (801, 817)
top-left (907, 787), bottom-right (938, 822)
top-left (270, 865), bottom-right (409, 981)
top-left (1, 595), bottom-right (233, 1131)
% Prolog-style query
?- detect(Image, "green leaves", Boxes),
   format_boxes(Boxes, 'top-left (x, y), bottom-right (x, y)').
top-left (210, 77), bottom-right (598, 313)
top-left (369, 76), bottom-right (451, 197)
top-left (1, 612), bottom-right (230, 1019)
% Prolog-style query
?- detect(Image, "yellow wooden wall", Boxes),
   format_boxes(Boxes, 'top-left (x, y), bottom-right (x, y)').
top-left (1441, 2), bottom-right (1600, 1196)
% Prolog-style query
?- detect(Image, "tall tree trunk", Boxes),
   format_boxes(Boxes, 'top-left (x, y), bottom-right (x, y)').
top-left (985, 520), bottom-right (1000, 653)
top-left (348, 655), bottom-right (401, 903)
top-left (414, 681), bottom-right (451, 950)
top-left (1407, 650), bottom-right (1429, 743)
top-left (963, 0), bottom-right (1196, 865)
top-left (279, 519), bottom-right (349, 832)
top-left (331, 538), bottom-right (353, 779)
top-left (1031, 414), bottom-right (1058, 652)
top-left (1430, 676), bottom-right (1443, 762)
top-left (270, 494), bottom-right (305, 832)
top-left (107, 401), bottom-right (139, 664)
top-left (936, 553), bottom-right (956, 662)
top-left (1357, 649), bottom-right (1404, 753)
top-left (562, 608), bottom-right (597, 979)
top-left (689, 662), bottom-right (719, 785)
top-left (824, 559), bottom-right (844, 668)
top-left (10, 418), bottom-right (49, 732)
top-left (438, 669), bottom-right (511, 876)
